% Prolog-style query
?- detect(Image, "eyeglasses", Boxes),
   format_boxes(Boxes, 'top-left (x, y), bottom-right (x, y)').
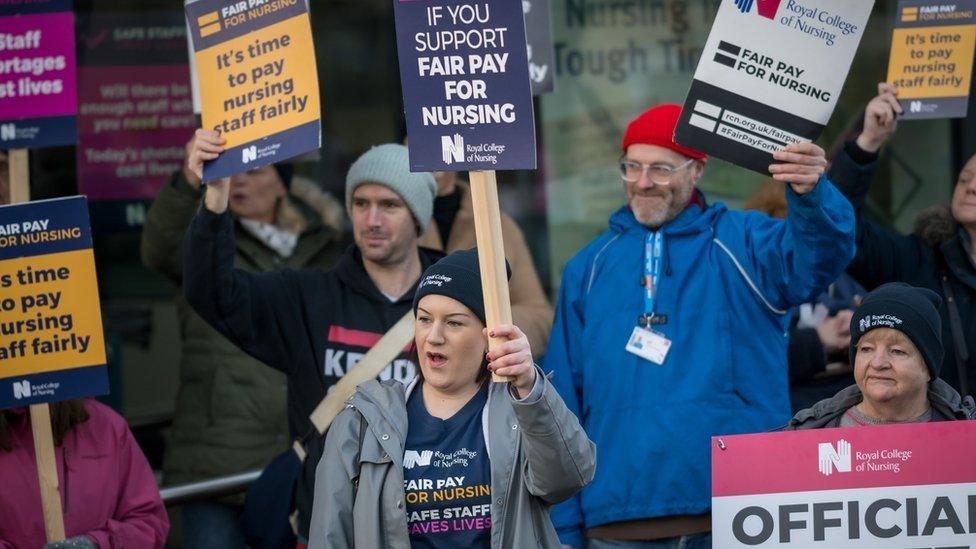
top-left (619, 158), bottom-right (695, 185)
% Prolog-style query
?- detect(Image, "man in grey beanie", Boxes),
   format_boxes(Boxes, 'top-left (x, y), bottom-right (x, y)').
top-left (180, 132), bottom-right (441, 542)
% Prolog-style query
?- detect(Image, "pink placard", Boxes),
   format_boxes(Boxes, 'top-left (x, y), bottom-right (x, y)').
top-left (76, 64), bottom-right (195, 201)
top-left (712, 421), bottom-right (976, 497)
top-left (712, 421), bottom-right (976, 548)
top-left (0, 11), bottom-right (77, 120)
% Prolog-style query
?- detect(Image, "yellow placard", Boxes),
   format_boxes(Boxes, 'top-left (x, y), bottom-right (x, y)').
top-left (196, 13), bottom-right (320, 149)
top-left (0, 249), bottom-right (107, 377)
top-left (887, 24), bottom-right (976, 99)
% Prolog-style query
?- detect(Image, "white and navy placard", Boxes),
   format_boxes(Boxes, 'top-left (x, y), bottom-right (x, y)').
top-left (675, 0), bottom-right (873, 174)
top-left (393, 0), bottom-right (537, 172)
top-left (712, 421), bottom-right (976, 548)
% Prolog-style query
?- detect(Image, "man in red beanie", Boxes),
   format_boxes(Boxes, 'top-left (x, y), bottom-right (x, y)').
top-left (545, 103), bottom-right (857, 548)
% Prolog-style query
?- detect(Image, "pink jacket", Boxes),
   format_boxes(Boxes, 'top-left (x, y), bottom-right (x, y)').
top-left (0, 400), bottom-right (169, 548)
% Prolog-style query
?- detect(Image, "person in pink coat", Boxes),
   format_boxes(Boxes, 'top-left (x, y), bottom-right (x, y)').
top-left (0, 399), bottom-right (169, 548)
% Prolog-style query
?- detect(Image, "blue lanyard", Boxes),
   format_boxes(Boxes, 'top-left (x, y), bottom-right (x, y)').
top-left (643, 231), bottom-right (663, 317)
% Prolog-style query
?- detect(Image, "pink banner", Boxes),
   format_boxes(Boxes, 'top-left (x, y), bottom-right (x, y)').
top-left (712, 421), bottom-right (976, 548)
top-left (0, 11), bottom-right (77, 120)
top-left (76, 65), bottom-right (195, 201)
top-left (712, 421), bottom-right (976, 497)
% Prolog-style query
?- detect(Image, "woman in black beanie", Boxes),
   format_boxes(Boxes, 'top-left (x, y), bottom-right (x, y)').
top-left (787, 283), bottom-right (976, 429)
top-left (307, 248), bottom-right (595, 548)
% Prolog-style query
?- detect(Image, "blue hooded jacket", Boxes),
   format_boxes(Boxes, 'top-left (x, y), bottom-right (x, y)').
top-left (546, 177), bottom-right (856, 546)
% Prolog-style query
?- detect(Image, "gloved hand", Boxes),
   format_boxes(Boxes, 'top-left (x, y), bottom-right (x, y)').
top-left (44, 536), bottom-right (96, 549)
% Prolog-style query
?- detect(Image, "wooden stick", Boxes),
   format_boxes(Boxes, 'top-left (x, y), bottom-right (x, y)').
top-left (9, 149), bottom-right (64, 542)
top-left (29, 404), bottom-right (67, 542)
top-left (306, 312), bottom-right (415, 437)
top-left (468, 170), bottom-right (514, 383)
top-left (9, 149), bottom-right (29, 203)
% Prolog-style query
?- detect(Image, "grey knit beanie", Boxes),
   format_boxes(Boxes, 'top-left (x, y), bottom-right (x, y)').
top-left (345, 144), bottom-right (437, 232)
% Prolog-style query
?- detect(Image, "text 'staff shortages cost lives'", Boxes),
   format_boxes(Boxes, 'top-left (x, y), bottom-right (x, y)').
top-left (887, 0), bottom-right (976, 119)
top-left (185, 0), bottom-right (321, 181)
top-left (394, 0), bottom-right (537, 172)
top-left (0, 0), bottom-right (77, 149)
top-left (0, 197), bottom-right (108, 409)
top-left (711, 421), bottom-right (976, 548)
top-left (675, 0), bottom-right (873, 174)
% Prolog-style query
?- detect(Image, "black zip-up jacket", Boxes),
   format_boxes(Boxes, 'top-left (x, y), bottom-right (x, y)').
top-left (829, 141), bottom-right (976, 399)
top-left (785, 379), bottom-right (976, 429)
top-left (183, 205), bottom-right (442, 534)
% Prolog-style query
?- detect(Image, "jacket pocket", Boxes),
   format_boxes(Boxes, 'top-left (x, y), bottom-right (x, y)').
top-left (717, 309), bottom-right (751, 405)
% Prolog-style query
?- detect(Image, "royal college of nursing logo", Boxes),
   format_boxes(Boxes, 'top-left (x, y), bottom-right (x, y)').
top-left (13, 380), bottom-right (31, 399)
top-left (732, 0), bottom-right (783, 19)
top-left (403, 450), bottom-right (433, 469)
top-left (441, 133), bottom-right (464, 165)
top-left (242, 145), bottom-right (258, 163)
top-left (818, 439), bottom-right (852, 476)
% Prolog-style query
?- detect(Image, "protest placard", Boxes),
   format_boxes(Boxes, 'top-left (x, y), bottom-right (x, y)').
top-left (394, 0), bottom-right (537, 171)
top-left (76, 11), bottom-right (196, 203)
top-left (887, 0), bottom-right (976, 119)
top-left (0, 196), bottom-right (108, 410)
top-left (712, 421), bottom-right (976, 548)
top-left (0, 0), bottom-right (77, 149)
top-left (524, 0), bottom-right (555, 95)
top-left (185, 0), bottom-right (320, 181)
top-left (674, 0), bottom-right (873, 174)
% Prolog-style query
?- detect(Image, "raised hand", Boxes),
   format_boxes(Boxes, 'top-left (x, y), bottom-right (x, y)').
top-left (485, 324), bottom-right (536, 398)
top-left (768, 141), bottom-right (828, 195)
top-left (184, 129), bottom-right (232, 213)
top-left (856, 82), bottom-right (901, 153)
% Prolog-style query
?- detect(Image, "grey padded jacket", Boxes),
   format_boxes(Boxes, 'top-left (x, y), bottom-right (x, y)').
top-left (308, 372), bottom-right (596, 549)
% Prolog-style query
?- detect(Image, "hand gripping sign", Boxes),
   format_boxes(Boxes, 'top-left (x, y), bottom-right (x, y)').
top-left (712, 421), bottom-right (976, 548)
top-left (675, 0), bottom-right (873, 174)
top-left (393, 0), bottom-right (537, 381)
top-left (184, 0), bottom-right (321, 181)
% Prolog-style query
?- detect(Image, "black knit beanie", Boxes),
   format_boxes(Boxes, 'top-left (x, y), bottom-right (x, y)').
top-left (849, 282), bottom-right (944, 378)
top-left (413, 248), bottom-right (510, 325)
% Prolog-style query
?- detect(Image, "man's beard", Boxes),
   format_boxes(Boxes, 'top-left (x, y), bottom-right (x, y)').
top-left (631, 184), bottom-right (693, 228)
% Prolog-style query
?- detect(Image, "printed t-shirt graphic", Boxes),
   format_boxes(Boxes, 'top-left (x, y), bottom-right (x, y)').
top-left (403, 381), bottom-right (492, 548)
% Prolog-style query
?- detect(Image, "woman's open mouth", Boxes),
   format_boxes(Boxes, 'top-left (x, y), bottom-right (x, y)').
top-left (426, 351), bottom-right (447, 368)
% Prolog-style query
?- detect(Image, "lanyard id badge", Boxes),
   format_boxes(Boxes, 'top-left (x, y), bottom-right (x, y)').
top-left (625, 231), bottom-right (671, 365)
top-left (626, 326), bottom-right (671, 365)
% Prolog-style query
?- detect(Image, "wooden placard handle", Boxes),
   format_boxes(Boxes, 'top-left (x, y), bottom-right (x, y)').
top-left (9, 149), bottom-right (30, 203)
top-left (468, 170), bottom-right (514, 383)
top-left (8, 149), bottom-right (65, 542)
top-left (29, 404), bottom-right (67, 542)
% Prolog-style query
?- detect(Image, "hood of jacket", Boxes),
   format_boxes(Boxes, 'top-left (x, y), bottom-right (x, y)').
top-left (332, 245), bottom-right (444, 306)
top-left (914, 204), bottom-right (957, 247)
top-left (787, 378), bottom-right (976, 429)
top-left (287, 175), bottom-right (346, 236)
top-left (912, 203), bottom-right (976, 290)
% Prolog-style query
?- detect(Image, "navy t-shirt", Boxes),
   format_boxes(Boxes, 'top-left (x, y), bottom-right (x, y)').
top-left (403, 381), bottom-right (492, 548)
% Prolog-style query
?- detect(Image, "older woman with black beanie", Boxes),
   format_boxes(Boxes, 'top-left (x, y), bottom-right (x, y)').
top-left (307, 248), bottom-right (595, 548)
top-left (787, 282), bottom-right (975, 429)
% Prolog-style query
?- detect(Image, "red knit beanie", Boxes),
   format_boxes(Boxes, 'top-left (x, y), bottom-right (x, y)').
top-left (621, 104), bottom-right (708, 161)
